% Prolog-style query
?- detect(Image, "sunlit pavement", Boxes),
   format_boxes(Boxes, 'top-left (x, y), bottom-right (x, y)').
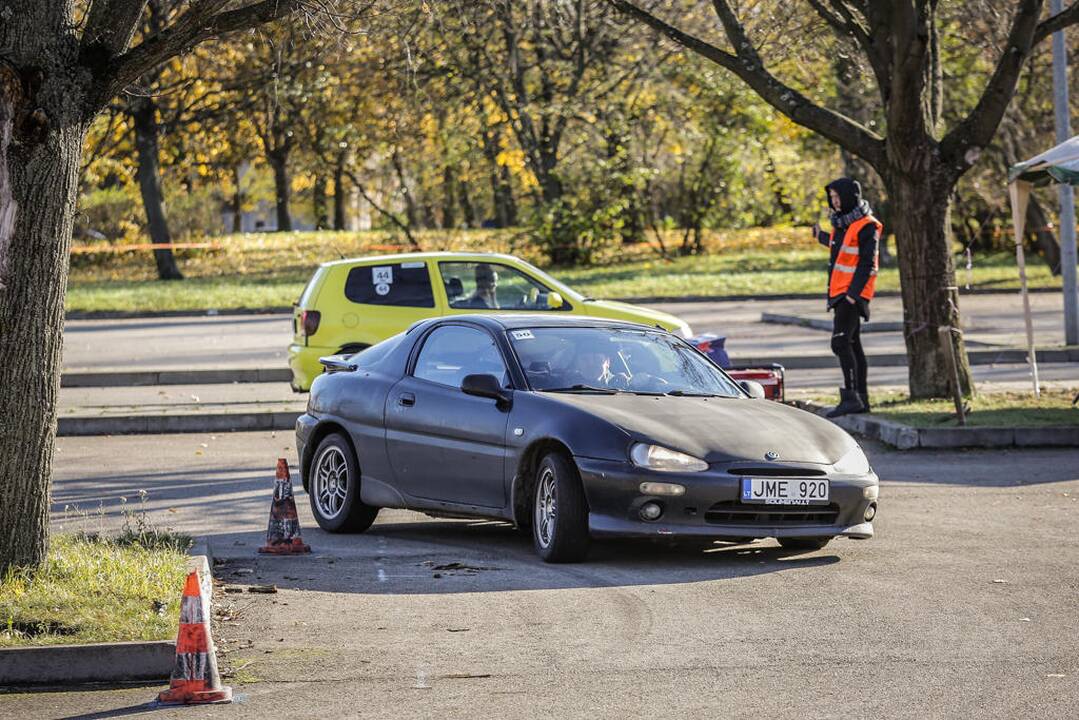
top-left (4, 432), bottom-right (1076, 719)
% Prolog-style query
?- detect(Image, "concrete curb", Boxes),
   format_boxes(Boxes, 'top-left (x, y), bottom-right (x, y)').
top-left (58, 411), bottom-right (302, 436)
top-left (61, 367), bottom-right (293, 388)
top-left (791, 400), bottom-right (1079, 449)
top-left (0, 554), bottom-right (213, 688)
top-left (66, 307), bottom-right (293, 321)
top-left (0, 641), bottom-right (176, 687)
top-left (761, 312), bottom-right (904, 333)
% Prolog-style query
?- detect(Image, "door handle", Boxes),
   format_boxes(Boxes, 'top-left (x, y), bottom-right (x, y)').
top-left (398, 392), bottom-right (416, 407)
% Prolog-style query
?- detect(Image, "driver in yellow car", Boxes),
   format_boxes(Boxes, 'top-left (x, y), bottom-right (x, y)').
top-left (461, 263), bottom-right (499, 309)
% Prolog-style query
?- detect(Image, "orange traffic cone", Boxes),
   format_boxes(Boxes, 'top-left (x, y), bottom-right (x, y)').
top-left (259, 458), bottom-right (311, 554)
top-left (157, 570), bottom-right (232, 705)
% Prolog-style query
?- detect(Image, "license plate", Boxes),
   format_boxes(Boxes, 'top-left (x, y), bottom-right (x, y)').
top-left (740, 478), bottom-right (829, 505)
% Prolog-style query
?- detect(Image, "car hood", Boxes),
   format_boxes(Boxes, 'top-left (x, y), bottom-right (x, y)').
top-left (580, 299), bottom-right (689, 334)
top-left (546, 393), bottom-right (856, 465)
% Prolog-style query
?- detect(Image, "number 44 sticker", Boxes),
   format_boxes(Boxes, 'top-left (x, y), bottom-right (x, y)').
top-left (372, 266), bottom-right (393, 284)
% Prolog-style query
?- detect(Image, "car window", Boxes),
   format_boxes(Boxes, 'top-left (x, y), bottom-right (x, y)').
top-left (344, 261), bottom-right (434, 307)
top-left (298, 267), bottom-right (326, 306)
top-left (351, 333), bottom-right (405, 370)
top-left (440, 261), bottom-right (566, 311)
top-left (414, 325), bottom-right (508, 388)
top-left (508, 326), bottom-right (741, 397)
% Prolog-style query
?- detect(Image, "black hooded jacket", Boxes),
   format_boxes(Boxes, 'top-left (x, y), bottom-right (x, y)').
top-left (816, 177), bottom-right (879, 319)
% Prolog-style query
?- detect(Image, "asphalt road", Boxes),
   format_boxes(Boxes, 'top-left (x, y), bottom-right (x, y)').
top-left (6, 432), bottom-right (1077, 719)
top-left (61, 293), bottom-right (1070, 372)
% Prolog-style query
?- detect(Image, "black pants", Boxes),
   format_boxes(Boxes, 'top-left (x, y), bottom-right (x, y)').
top-left (831, 300), bottom-right (867, 392)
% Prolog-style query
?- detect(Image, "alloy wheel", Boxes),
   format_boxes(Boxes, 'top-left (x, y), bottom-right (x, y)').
top-left (313, 445), bottom-right (348, 519)
top-left (535, 467), bottom-right (557, 548)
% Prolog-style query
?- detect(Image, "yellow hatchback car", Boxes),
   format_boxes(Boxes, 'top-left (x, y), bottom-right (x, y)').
top-left (288, 252), bottom-right (692, 390)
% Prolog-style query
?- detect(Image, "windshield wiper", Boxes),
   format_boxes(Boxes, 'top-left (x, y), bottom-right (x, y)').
top-left (544, 384), bottom-right (620, 394)
top-left (665, 390), bottom-right (721, 397)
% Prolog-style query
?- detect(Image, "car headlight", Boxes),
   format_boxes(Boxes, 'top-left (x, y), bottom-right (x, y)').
top-left (832, 445), bottom-right (871, 475)
top-left (630, 443), bottom-right (708, 472)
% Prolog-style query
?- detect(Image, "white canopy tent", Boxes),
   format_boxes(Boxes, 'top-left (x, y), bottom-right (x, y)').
top-left (1007, 134), bottom-right (1079, 397)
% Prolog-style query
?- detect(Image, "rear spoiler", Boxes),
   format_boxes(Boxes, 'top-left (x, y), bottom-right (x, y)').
top-left (318, 355), bottom-right (358, 373)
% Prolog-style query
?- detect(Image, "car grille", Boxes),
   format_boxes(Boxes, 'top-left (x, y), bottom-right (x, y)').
top-left (726, 466), bottom-right (827, 477)
top-left (704, 501), bottom-right (840, 526)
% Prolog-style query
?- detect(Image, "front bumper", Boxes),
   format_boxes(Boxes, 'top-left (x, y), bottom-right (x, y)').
top-left (294, 412), bottom-right (319, 491)
top-left (575, 457), bottom-right (877, 541)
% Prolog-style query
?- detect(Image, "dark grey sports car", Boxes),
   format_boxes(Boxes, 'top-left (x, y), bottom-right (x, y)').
top-left (295, 315), bottom-right (878, 562)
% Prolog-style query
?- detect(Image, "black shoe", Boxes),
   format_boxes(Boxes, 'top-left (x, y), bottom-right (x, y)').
top-left (826, 388), bottom-right (866, 418)
top-left (853, 391), bottom-right (870, 414)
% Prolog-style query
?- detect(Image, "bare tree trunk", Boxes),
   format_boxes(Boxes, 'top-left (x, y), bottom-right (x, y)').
top-left (391, 150), bottom-right (419, 229)
top-left (231, 165), bottom-right (244, 233)
top-left (1, 0), bottom-right (304, 576)
top-left (333, 152), bottom-right (347, 230)
top-left (312, 173), bottom-right (327, 230)
top-left (889, 168), bottom-right (973, 399)
top-left (130, 95), bottom-right (182, 280)
top-left (0, 55), bottom-right (87, 572)
top-left (441, 165), bottom-right (456, 229)
top-left (458, 178), bottom-right (476, 228)
top-left (481, 128), bottom-right (517, 227)
top-left (268, 149), bottom-right (292, 232)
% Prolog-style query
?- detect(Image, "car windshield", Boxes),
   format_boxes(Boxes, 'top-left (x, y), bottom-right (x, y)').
top-left (507, 327), bottom-right (742, 397)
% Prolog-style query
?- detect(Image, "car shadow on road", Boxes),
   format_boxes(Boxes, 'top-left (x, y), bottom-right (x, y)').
top-left (207, 517), bottom-right (842, 596)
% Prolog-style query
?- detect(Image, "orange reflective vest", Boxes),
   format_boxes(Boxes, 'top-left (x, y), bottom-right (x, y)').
top-left (828, 215), bottom-right (882, 300)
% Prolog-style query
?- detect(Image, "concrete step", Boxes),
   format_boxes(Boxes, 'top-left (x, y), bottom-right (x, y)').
top-left (61, 367), bottom-right (292, 387)
top-left (58, 411), bottom-right (301, 437)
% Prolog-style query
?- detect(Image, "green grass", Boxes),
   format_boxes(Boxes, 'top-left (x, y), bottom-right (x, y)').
top-left (65, 227), bottom-right (1062, 313)
top-left (0, 532), bottom-right (191, 647)
top-left (811, 388), bottom-right (1079, 428)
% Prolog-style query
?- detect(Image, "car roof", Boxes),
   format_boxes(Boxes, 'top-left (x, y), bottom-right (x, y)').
top-left (413, 314), bottom-right (662, 333)
top-left (318, 251), bottom-right (526, 269)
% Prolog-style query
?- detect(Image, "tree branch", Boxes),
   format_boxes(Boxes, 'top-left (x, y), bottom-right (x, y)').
top-left (607, 0), bottom-right (885, 171)
top-left (88, 0), bottom-right (303, 113)
top-left (806, 0), bottom-right (891, 106)
top-left (1033, 0), bottom-right (1079, 44)
top-left (940, 0), bottom-right (1050, 172)
top-left (81, 0), bottom-right (151, 60)
top-left (342, 168), bottom-right (421, 250)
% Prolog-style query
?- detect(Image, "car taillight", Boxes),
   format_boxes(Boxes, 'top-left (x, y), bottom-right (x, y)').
top-left (301, 310), bottom-right (321, 336)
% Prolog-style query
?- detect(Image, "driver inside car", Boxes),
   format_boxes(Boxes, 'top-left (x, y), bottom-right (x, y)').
top-left (458, 263), bottom-right (499, 309)
top-left (568, 350), bottom-right (630, 387)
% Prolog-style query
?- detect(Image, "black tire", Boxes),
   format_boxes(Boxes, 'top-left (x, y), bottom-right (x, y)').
top-left (532, 452), bottom-right (590, 563)
top-left (777, 536), bottom-right (832, 551)
top-left (308, 433), bottom-right (379, 533)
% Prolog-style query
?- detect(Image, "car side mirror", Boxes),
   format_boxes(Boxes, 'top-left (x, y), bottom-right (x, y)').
top-left (546, 291), bottom-right (564, 309)
top-left (461, 373), bottom-right (512, 409)
top-left (739, 380), bottom-right (766, 399)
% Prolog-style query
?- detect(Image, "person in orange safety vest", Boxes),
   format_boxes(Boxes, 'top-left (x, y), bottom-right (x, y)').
top-left (812, 177), bottom-right (881, 418)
